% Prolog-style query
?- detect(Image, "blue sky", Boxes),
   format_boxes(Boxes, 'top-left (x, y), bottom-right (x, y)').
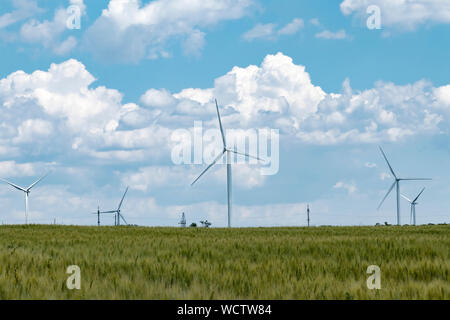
top-left (0, 0), bottom-right (449, 227)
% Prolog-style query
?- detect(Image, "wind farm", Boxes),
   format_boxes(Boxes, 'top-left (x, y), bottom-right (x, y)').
top-left (1, 0), bottom-right (449, 303)
top-left (0, 105), bottom-right (441, 231)
top-left (0, 104), bottom-right (446, 300)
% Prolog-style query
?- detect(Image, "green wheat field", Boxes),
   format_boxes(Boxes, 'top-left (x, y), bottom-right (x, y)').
top-left (0, 224), bottom-right (448, 299)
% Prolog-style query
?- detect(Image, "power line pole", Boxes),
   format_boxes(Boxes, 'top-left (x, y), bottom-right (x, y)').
top-left (307, 204), bottom-right (310, 227)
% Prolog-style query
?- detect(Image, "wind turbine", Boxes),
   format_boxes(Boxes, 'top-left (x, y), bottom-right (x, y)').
top-left (307, 204), bottom-right (310, 227)
top-left (100, 187), bottom-right (129, 226)
top-left (91, 206), bottom-right (105, 226)
top-left (377, 146), bottom-right (431, 225)
top-left (0, 173), bottom-right (50, 224)
top-left (191, 99), bottom-right (263, 228)
top-left (401, 187), bottom-right (425, 226)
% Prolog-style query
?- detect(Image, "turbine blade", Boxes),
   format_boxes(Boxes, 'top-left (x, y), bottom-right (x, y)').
top-left (401, 194), bottom-right (412, 203)
top-left (215, 99), bottom-right (226, 148)
top-left (191, 150), bottom-right (226, 186)
top-left (399, 178), bottom-right (432, 181)
top-left (99, 211), bottom-right (117, 214)
top-left (378, 181), bottom-right (396, 210)
top-left (117, 187), bottom-right (129, 211)
top-left (413, 187), bottom-right (426, 203)
top-left (379, 146), bottom-right (397, 179)
top-left (120, 214), bottom-right (128, 225)
top-left (0, 178), bottom-right (27, 192)
top-left (27, 172), bottom-right (51, 191)
top-left (229, 149), bottom-right (264, 162)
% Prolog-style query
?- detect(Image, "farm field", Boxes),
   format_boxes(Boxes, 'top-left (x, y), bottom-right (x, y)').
top-left (0, 224), bottom-right (448, 299)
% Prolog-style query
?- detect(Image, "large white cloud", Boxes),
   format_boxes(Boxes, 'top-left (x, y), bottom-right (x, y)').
top-left (82, 0), bottom-right (253, 62)
top-left (1, 52), bottom-right (449, 172)
top-left (340, 0), bottom-right (450, 30)
top-left (213, 52), bottom-right (326, 124)
top-left (0, 58), bottom-right (173, 162)
top-left (141, 52), bottom-right (449, 145)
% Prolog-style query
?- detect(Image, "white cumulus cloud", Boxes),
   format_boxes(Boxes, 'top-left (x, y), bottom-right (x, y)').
top-left (82, 0), bottom-right (253, 62)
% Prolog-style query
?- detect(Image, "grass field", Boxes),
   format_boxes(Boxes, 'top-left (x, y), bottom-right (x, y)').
top-left (0, 224), bottom-right (448, 299)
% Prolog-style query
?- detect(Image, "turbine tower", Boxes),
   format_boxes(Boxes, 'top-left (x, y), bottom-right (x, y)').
top-left (401, 187), bottom-right (425, 226)
top-left (377, 146), bottom-right (431, 225)
top-left (307, 204), bottom-right (310, 227)
top-left (0, 173), bottom-right (50, 224)
top-left (100, 187), bottom-right (129, 226)
top-left (91, 206), bottom-right (101, 226)
top-left (191, 99), bottom-right (262, 228)
top-left (179, 212), bottom-right (186, 227)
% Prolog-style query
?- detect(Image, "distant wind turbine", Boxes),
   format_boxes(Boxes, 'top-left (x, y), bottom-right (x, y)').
top-left (99, 187), bottom-right (129, 226)
top-left (191, 99), bottom-right (263, 228)
top-left (0, 173), bottom-right (50, 224)
top-left (401, 187), bottom-right (425, 226)
top-left (91, 206), bottom-right (103, 226)
top-left (377, 146), bottom-right (431, 225)
top-left (307, 204), bottom-right (310, 227)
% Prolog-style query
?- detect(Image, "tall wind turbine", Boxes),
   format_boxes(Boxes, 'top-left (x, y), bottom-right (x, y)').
top-left (100, 187), bottom-right (129, 226)
top-left (377, 146), bottom-right (431, 225)
top-left (191, 99), bottom-right (262, 228)
top-left (401, 187), bottom-right (425, 226)
top-left (0, 173), bottom-right (50, 224)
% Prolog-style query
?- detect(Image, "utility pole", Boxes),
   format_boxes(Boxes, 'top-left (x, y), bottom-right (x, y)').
top-left (97, 206), bottom-right (100, 227)
top-left (307, 204), bottom-right (310, 227)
